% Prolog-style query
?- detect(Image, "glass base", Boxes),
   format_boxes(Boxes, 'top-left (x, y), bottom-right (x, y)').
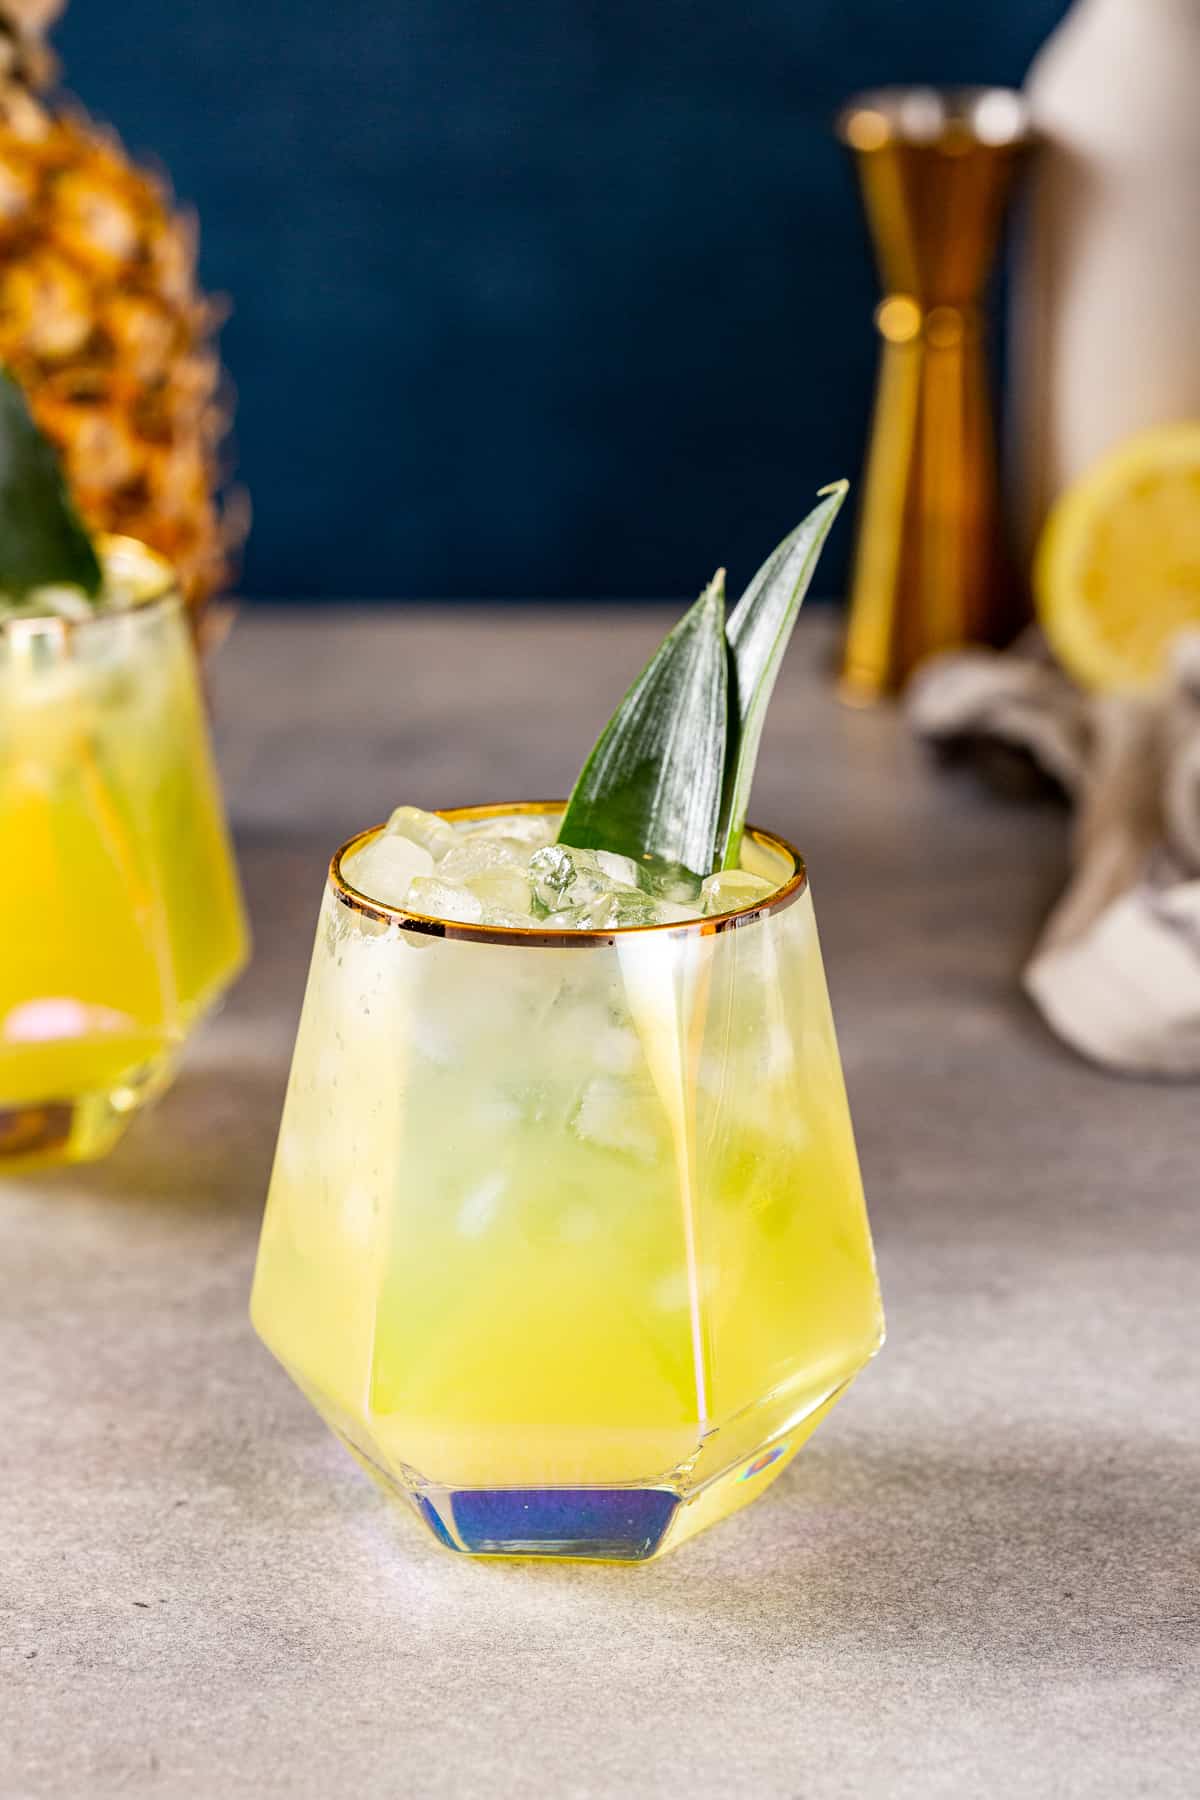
top-left (414, 1485), bottom-right (681, 1561)
top-left (0, 1056), bottom-right (173, 1171)
top-left (325, 1397), bottom-right (846, 1562)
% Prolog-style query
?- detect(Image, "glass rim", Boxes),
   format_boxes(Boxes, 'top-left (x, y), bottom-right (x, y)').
top-left (328, 801), bottom-right (809, 948)
top-left (0, 534), bottom-right (180, 646)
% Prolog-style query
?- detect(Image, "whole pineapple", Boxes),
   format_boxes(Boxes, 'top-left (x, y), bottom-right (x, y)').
top-left (0, 0), bottom-right (240, 627)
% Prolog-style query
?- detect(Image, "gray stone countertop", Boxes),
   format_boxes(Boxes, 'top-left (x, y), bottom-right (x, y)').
top-left (2, 608), bottom-right (1196, 1799)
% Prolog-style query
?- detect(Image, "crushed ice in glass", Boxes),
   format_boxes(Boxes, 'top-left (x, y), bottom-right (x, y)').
top-left (342, 808), bottom-right (783, 930)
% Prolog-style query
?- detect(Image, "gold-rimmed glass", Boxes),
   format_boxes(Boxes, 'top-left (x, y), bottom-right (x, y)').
top-left (252, 804), bottom-right (882, 1561)
top-left (0, 537), bottom-right (248, 1168)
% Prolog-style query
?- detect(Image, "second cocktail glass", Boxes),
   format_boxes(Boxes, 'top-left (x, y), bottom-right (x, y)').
top-left (0, 537), bottom-right (248, 1168)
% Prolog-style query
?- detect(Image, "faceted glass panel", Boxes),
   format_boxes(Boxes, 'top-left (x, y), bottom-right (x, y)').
top-left (252, 806), bottom-right (882, 1561)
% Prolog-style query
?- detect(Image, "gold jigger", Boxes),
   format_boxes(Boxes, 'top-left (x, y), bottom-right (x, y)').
top-left (837, 88), bottom-right (1034, 702)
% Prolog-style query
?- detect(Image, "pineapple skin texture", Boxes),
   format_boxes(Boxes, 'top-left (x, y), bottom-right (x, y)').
top-left (0, 65), bottom-right (240, 620)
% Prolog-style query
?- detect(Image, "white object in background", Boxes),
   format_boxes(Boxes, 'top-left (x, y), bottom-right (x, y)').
top-left (1011, 0), bottom-right (1200, 554)
top-left (908, 633), bottom-right (1200, 1078)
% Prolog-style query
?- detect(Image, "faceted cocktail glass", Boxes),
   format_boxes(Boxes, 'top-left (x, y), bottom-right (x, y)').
top-left (252, 804), bottom-right (883, 1561)
top-left (0, 538), bottom-right (248, 1168)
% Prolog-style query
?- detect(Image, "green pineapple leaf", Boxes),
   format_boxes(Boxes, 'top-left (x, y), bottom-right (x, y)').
top-left (557, 569), bottom-right (728, 881)
top-left (0, 368), bottom-right (102, 601)
top-left (715, 482), bottom-right (848, 869)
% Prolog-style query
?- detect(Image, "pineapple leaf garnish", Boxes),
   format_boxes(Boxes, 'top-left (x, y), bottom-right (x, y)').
top-left (557, 570), bottom-right (728, 882)
top-left (716, 481), bottom-right (848, 868)
top-left (0, 368), bottom-right (102, 602)
top-left (557, 485), bottom-right (847, 877)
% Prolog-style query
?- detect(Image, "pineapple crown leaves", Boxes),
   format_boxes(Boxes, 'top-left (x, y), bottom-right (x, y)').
top-left (0, 367), bottom-right (102, 600)
top-left (558, 484), bottom-right (848, 880)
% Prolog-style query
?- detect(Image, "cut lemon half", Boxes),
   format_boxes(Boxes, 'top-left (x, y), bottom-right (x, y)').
top-left (1035, 422), bottom-right (1200, 693)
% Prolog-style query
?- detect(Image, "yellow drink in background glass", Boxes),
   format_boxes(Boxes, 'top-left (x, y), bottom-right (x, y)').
top-left (0, 537), bottom-right (247, 1167)
top-left (252, 805), bottom-right (882, 1561)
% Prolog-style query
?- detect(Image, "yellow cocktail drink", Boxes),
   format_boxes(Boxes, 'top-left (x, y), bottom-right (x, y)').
top-left (252, 806), bottom-right (882, 1560)
top-left (0, 537), bottom-right (247, 1166)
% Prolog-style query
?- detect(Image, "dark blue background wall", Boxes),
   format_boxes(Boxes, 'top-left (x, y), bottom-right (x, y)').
top-left (57, 1), bottom-right (1069, 599)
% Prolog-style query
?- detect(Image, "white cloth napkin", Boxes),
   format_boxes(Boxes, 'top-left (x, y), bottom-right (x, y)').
top-left (907, 631), bottom-right (1200, 1077)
